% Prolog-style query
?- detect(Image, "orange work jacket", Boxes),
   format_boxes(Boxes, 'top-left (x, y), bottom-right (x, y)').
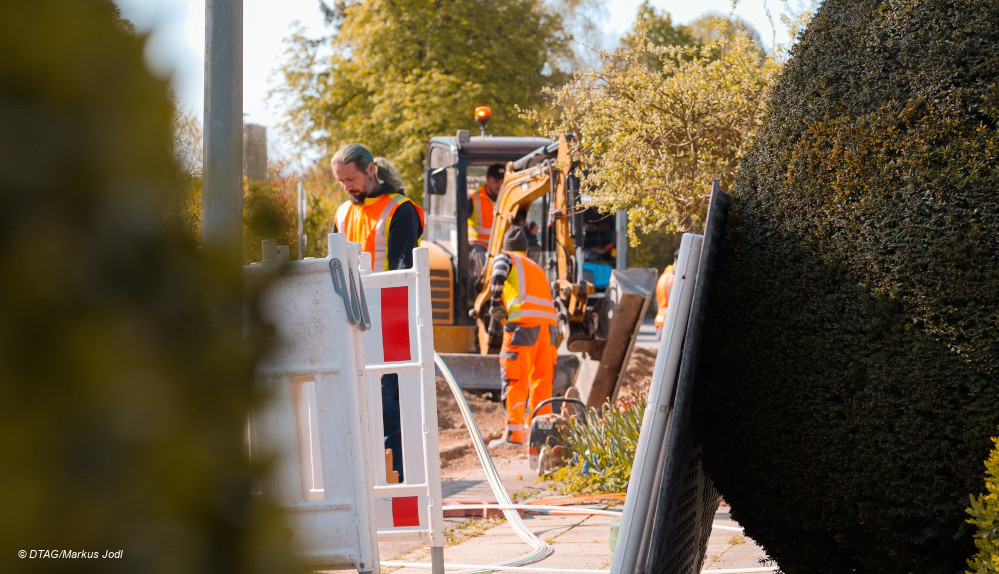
top-left (335, 193), bottom-right (418, 271)
top-left (468, 185), bottom-right (495, 248)
top-left (654, 264), bottom-right (675, 329)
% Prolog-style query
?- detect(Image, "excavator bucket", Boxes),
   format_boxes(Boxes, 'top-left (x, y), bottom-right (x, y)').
top-left (574, 268), bottom-right (657, 409)
top-left (435, 353), bottom-right (579, 397)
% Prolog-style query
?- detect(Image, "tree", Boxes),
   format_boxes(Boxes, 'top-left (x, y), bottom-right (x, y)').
top-left (686, 11), bottom-right (762, 47)
top-left (526, 30), bottom-right (778, 242)
top-left (618, 0), bottom-right (696, 56)
top-left (274, 0), bottom-right (580, 204)
top-left (170, 107), bottom-right (343, 263)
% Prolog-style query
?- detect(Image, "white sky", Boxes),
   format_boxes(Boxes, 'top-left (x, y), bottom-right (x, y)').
top-left (114, 0), bottom-right (798, 158)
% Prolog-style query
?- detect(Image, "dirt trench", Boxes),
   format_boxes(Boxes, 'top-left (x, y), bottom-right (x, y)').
top-left (435, 347), bottom-right (657, 479)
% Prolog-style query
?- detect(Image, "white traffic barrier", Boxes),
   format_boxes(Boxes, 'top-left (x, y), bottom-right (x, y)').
top-left (358, 249), bottom-right (445, 574)
top-left (610, 232), bottom-right (703, 574)
top-left (246, 234), bottom-right (380, 574)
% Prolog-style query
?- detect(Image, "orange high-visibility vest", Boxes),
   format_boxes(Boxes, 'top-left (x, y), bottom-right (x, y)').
top-left (654, 264), bottom-right (674, 329)
top-left (501, 251), bottom-right (557, 325)
top-left (468, 185), bottom-right (495, 248)
top-left (335, 193), bottom-right (416, 271)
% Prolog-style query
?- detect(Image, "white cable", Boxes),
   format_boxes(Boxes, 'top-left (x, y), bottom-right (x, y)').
top-left (443, 503), bottom-right (622, 518)
top-left (381, 561), bottom-right (777, 574)
top-left (380, 561), bottom-right (608, 573)
top-left (430, 353), bottom-right (769, 574)
top-left (434, 352), bottom-right (553, 573)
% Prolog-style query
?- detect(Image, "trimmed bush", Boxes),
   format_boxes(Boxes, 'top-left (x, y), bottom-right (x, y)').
top-left (695, 1), bottom-right (999, 572)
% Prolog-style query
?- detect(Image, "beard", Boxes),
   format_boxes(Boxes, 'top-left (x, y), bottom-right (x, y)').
top-left (347, 172), bottom-right (379, 205)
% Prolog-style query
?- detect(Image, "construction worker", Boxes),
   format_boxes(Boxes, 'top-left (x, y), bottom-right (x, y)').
top-left (654, 249), bottom-right (678, 340)
top-left (333, 144), bottom-right (423, 272)
top-left (331, 143), bottom-right (422, 481)
top-left (487, 226), bottom-right (558, 448)
top-left (468, 163), bottom-right (505, 250)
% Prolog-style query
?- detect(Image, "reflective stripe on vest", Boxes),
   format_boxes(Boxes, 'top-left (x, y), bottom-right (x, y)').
top-left (502, 251), bottom-right (557, 325)
top-left (335, 193), bottom-right (412, 271)
top-left (468, 186), bottom-right (494, 248)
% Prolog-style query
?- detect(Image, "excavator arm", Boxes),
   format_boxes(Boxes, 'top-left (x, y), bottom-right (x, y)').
top-left (471, 134), bottom-right (591, 353)
top-left (465, 133), bottom-right (657, 408)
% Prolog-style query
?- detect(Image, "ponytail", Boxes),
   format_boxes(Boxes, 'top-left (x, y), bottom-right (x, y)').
top-left (373, 156), bottom-right (405, 194)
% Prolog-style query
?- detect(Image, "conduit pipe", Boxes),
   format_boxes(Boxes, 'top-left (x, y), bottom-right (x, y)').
top-left (382, 354), bottom-right (775, 574)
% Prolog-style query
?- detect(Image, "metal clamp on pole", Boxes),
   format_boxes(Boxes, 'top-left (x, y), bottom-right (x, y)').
top-left (349, 262), bottom-right (372, 331)
top-left (330, 258), bottom-right (371, 331)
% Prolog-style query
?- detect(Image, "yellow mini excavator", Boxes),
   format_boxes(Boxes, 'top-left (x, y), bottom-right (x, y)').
top-left (423, 125), bottom-right (656, 408)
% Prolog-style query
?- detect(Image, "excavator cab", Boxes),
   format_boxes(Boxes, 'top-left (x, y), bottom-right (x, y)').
top-left (422, 130), bottom-right (551, 353)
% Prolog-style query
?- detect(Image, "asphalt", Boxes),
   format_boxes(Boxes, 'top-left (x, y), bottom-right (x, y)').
top-left (355, 317), bottom-right (777, 573)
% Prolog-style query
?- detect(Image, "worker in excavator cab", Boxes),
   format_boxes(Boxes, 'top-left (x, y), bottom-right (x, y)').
top-left (654, 249), bottom-right (678, 340)
top-left (486, 226), bottom-right (558, 448)
top-left (331, 143), bottom-right (423, 482)
top-left (467, 163), bottom-right (505, 273)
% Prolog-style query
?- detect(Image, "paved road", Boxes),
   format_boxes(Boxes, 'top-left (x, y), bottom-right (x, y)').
top-left (634, 315), bottom-right (659, 350)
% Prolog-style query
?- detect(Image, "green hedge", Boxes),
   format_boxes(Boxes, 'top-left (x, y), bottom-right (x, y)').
top-left (0, 2), bottom-right (296, 572)
top-left (695, 0), bottom-right (999, 572)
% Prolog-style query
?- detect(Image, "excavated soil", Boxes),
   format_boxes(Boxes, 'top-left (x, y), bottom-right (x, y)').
top-left (436, 346), bottom-right (657, 479)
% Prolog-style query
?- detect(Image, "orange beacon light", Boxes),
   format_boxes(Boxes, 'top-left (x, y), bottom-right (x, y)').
top-left (474, 106), bottom-right (491, 135)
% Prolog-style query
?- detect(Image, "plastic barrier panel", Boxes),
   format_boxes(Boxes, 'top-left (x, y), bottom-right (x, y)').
top-left (246, 234), bottom-right (379, 574)
top-left (643, 185), bottom-right (728, 573)
top-left (611, 183), bottom-right (729, 574)
top-left (610, 232), bottom-right (703, 574)
top-left (358, 250), bottom-right (446, 571)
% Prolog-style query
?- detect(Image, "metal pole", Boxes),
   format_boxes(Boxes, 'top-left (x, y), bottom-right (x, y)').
top-left (203, 0), bottom-right (243, 263)
top-left (298, 181), bottom-right (306, 258)
top-left (616, 210), bottom-right (628, 269)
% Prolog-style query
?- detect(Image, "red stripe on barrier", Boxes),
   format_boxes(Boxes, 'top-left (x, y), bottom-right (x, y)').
top-left (392, 496), bottom-right (421, 527)
top-left (381, 286), bottom-right (411, 362)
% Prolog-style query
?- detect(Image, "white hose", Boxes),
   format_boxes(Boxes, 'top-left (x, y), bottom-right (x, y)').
top-left (380, 561), bottom-right (777, 573)
top-left (430, 351), bottom-right (553, 573)
top-left (443, 503), bottom-right (622, 518)
top-left (388, 353), bottom-right (773, 574)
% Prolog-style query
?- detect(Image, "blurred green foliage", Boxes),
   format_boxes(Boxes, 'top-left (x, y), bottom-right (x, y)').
top-left (618, 1), bottom-right (697, 67)
top-left (967, 436), bottom-right (999, 574)
top-left (173, 111), bottom-right (345, 263)
top-left (240, 167), bottom-right (345, 264)
top-left (0, 2), bottom-right (298, 572)
top-left (696, 0), bottom-right (999, 572)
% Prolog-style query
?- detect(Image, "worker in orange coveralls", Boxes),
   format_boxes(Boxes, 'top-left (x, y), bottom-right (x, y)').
top-left (654, 249), bottom-right (678, 340)
top-left (486, 226), bottom-right (558, 448)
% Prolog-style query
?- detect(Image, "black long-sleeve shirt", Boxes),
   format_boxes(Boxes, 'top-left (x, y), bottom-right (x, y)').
top-left (489, 252), bottom-right (512, 308)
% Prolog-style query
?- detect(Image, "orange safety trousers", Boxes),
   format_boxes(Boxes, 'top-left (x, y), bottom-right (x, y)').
top-left (499, 321), bottom-right (558, 444)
